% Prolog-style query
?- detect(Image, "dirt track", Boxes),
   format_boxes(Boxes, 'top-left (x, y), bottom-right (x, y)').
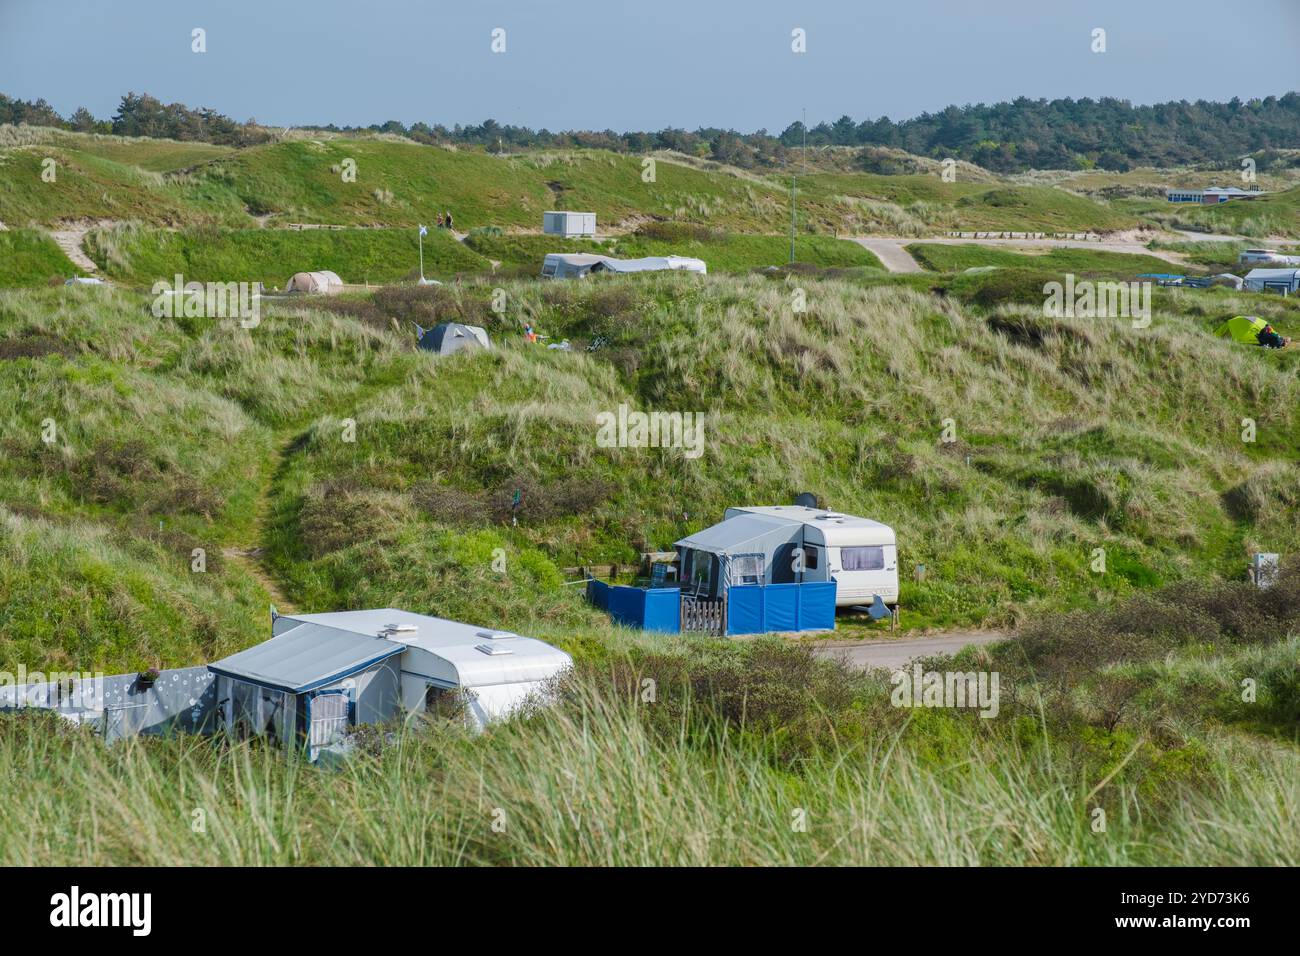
top-left (812, 630), bottom-right (1008, 670)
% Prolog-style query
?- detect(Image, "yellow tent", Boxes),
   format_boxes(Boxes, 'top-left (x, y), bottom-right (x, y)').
top-left (1214, 315), bottom-right (1267, 345)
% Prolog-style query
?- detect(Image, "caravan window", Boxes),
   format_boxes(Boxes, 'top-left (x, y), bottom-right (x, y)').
top-left (541, 261), bottom-right (558, 277)
top-left (841, 546), bottom-right (885, 571)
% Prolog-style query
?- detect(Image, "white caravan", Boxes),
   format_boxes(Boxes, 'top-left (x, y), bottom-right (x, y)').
top-left (724, 505), bottom-right (899, 608)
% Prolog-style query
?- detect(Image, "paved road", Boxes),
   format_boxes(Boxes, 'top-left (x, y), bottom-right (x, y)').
top-left (851, 235), bottom-right (1187, 274)
top-left (851, 237), bottom-right (924, 272)
top-left (812, 630), bottom-right (1007, 670)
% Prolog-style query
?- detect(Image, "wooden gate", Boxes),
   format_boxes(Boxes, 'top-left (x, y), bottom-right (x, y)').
top-left (680, 593), bottom-right (727, 636)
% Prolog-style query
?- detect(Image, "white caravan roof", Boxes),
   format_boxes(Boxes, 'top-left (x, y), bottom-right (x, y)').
top-left (285, 609), bottom-right (572, 688)
top-left (724, 505), bottom-right (896, 547)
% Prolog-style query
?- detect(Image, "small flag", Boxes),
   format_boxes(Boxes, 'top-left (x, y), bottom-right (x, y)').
top-left (419, 224), bottom-right (428, 236)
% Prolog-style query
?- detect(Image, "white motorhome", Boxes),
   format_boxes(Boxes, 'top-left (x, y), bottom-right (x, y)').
top-left (1239, 249), bottom-right (1300, 267)
top-left (723, 505), bottom-right (899, 607)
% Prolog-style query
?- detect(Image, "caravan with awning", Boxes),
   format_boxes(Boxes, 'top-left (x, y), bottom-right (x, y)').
top-left (674, 505), bottom-right (898, 609)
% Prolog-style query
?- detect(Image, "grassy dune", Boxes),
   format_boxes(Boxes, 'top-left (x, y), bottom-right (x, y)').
top-left (1120, 186), bottom-right (1300, 239)
top-left (1, 264), bottom-right (1298, 867)
top-left (4, 271), bottom-right (1294, 666)
top-left (1, 129), bottom-right (1149, 239)
top-left (906, 243), bottom-right (1178, 274)
top-left (0, 228), bottom-right (82, 286)
top-left (85, 222), bottom-right (490, 287)
top-left (467, 225), bottom-right (883, 274)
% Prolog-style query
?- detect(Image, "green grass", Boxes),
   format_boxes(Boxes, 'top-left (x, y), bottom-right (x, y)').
top-left (85, 223), bottom-right (491, 286)
top-left (2, 267), bottom-right (1299, 867)
top-left (0, 610), bottom-right (1296, 865)
top-left (1118, 186), bottom-right (1300, 239)
top-left (467, 227), bottom-right (882, 273)
top-left (906, 243), bottom-right (1180, 275)
top-left (0, 145), bottom-right (213, 226)
top-left (0, 228), bottom-right (82, 286)
top-left (795, 173), bottom-right (1139, 235)
top-left (2, 275), bottom-right (1298, 653)
top-left (1, 130), bottom-right (1146, 239)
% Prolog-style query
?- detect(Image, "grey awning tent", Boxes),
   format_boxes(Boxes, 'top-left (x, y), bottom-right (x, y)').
top-left (674, 512), bottom-right (801, 557)
top-left (541, 253), bottom-right (707, 279)
top-left (591, 255), bottom-right (707, 275)
top-left (207, 621), bottom-right (404, 693)
top-left (415, 322), bottom-right (491, 355)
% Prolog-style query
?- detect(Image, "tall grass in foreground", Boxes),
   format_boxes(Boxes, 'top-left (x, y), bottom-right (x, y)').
top-left (0, 668), bottom-right (1294, 867)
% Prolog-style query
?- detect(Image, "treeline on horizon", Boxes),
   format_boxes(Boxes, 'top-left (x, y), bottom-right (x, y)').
top-left (3, 90), bottom-right (1298, 173)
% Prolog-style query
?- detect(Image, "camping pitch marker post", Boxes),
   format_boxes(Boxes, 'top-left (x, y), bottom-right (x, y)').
top-left (418, 224), bottom-right (427, 282)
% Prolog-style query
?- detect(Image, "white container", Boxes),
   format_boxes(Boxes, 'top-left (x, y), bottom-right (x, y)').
top-left (543, 211), bottom-right (597, 237)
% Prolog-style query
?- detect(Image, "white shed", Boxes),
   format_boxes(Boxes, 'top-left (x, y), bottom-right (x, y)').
top-left (543, 211), bottom-right (597, 237)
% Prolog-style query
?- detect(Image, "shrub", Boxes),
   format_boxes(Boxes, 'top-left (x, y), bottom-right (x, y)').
top-left (298, 479), bottom-right (413, 558)
top-left (486, 476), bottom-right (615, 524)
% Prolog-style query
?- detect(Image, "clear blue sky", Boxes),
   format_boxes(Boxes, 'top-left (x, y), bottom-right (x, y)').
top-left (1, 0), bottom-right (1296, 131)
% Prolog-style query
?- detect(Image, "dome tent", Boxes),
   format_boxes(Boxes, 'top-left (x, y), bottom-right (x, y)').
top-left (1214, 315), bottom-right (1268, 345)
top-left (414, 321), bottom-right (491, 355)
top-left (285, 270), bottom-right (344, 294)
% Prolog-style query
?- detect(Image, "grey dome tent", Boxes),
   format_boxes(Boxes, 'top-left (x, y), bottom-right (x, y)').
top-left (415, 321), bottom-right (491, 355)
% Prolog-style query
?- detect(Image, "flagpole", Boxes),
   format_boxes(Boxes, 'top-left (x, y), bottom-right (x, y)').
top-left (418, 225), bottom-right (425, 281)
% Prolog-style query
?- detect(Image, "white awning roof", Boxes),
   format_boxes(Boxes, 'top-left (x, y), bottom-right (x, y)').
top-left (283, 609), bottom-right (572, 688)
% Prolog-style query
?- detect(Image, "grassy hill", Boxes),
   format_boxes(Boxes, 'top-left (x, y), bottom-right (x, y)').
top-left (1, 129), bottom-right (1154, 239)
top-left (1, 265), bottom-right (1299, 866)
top-left (0, 228), bottom-right (83, 285)
top-left (467, 223), bottom-right (882, 274)
top-left (1118, 185), bottom-right (1300, 239)
top-left (2, 272), bottom-right (1297, 672)
top-left (906, 243), bottom-right (1179, 274)
top-left (84, 222), bottom-right (490, 287)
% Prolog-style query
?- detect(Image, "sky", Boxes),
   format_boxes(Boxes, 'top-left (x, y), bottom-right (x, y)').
top-left (1, 0), bottom-right (1297, 132)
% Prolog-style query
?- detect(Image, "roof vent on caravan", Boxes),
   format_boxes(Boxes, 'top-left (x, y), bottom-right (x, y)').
top-left (380, 623), bottom-right (420, 643)
top-left (817, 511), bottom-right (845, 520)
top-left (476, 629), bottom-right (519, 655)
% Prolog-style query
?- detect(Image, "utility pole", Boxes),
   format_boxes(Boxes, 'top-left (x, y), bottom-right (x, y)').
top-left (789, 107), bottom-right (805, 264)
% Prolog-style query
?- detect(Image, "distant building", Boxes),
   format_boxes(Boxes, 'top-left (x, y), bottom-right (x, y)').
top-left (543, 211), bottom-right (597, 237)
top-left (1166, 186), bottom-right (1267, 204)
